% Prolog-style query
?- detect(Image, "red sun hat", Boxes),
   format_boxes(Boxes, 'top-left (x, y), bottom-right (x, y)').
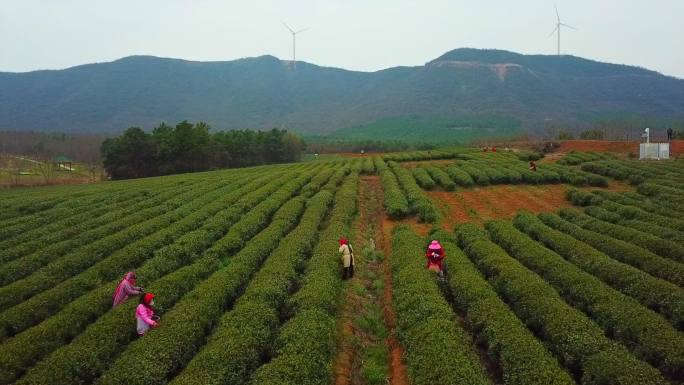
top-left (143, 293), bottom-right (155, 305)
top-left (338, 237), bottom-right (348, 246)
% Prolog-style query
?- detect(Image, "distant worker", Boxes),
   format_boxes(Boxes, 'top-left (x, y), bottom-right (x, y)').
top-left (339, 237), bottom-right (355, 280)
top-left (492, 146), bottom-right (497, 152)
top-left (136, 293), bottom-right (159, 336)
top-left (112, 271), bottom-right (143, 307)
top-left (529, 161), bottom-right (537, 172)
top-left (425, 240), bottom-right (445, 275)
top-left (667, 127), bottom-right (674, 141)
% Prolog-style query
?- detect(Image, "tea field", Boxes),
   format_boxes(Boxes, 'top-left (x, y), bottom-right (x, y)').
top-left (0, 148), bottom-right (682, 385)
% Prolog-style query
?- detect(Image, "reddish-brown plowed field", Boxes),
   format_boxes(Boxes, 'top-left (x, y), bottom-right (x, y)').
top-left (382, 216), bottom-right (432, 237)
top-left (556, 139), bottom-right (684, 155)
top-left (556, 140), bottom-right (639, 154)
top-left (427, 185), bottom-right (576, 229)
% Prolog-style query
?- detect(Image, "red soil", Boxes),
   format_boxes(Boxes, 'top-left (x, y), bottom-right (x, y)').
top-left (428, 185), bottom-right (576, 229)
top-left (333, 319), bottom-right (355, 385)
top-left (382, 255), bottom-right (410, 385)
top-left (556, 140), bottom-right (639, 154)
top-left (673, 140), bottom-right (684, 154)
top-left (601, 180), bottom-right (633, 192)
top-left (556, 139), bottom-right (684, 156)
top-left (384, 216), bottom-right (431, 237)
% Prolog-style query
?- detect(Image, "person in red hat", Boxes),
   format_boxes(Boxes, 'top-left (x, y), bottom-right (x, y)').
top-left (339, 237), bottom-right (355, 280)
top-left (136, 293), bottom-right (159, 336)
top-left (112, 271), bottom-right (143, 307)
top-left (425, 240), bottom-right (445, 275)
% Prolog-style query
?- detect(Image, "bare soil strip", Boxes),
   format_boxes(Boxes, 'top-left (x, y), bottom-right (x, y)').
top-left (372, 176), bottom-right (410, 385)
top-left (334, 176), bottom-right (408, 385)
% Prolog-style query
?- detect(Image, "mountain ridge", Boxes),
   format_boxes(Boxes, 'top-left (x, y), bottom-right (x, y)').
top-left (1, 48), bottom-right (682, 135)
top-left (3, 48), bottom-right (673, 78)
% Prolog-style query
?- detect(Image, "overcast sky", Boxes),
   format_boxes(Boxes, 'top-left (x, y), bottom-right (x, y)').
top-left (1, 0), bottom-right (682, 78)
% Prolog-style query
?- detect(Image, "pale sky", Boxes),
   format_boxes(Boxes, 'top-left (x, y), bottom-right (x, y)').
top-left (1, 0), bottom-right (682, 78)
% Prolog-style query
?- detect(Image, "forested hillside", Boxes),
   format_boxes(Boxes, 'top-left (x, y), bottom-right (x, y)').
top-left (1, 48), bottom-right (683, 138)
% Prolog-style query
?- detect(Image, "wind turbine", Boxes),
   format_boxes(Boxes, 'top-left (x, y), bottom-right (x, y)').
top-left (283, 22), bottom-right (308, 69)
top-left (549, 6), bottom-right (576, 56)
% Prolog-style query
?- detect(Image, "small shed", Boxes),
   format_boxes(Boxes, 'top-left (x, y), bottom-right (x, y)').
top-left (639, 128), bottom-right (670, 160)
top-left (52, 155), bottom-right (74, 171)
top-left (640, 143), bottom-right (669, 160)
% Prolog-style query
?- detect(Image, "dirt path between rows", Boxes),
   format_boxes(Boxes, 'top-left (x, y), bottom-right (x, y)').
top-left (371, 175), bottom-right (410, 385)
top-left (333, 177), bottom-right (371, 385)
top-left (333, 175), bottom-right (409, 385)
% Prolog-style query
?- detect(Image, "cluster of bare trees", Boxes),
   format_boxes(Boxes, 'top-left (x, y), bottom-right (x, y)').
top-left (0, 131), bottom-right (107, 185)
top-left (0, 131), bottom-right (106, 163)
top-left (0, 154), bottom-right (22, 185)
top-left (542, 117), bottom-right (684, 142)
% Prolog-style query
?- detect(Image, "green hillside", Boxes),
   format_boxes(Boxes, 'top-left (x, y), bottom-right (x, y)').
top-left (1, 48), bottom-right (683, 136)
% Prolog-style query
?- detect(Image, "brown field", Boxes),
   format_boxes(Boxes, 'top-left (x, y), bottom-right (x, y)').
top-left (556, 140), bottom-right (640, 154)
top-left (392, 181), bottom-right (634, 234)
top-left (428, 185), bottom-right (574, 228)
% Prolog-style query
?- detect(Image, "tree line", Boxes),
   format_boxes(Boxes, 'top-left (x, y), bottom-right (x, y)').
top-left (101, 121), bottom-right (305, 179)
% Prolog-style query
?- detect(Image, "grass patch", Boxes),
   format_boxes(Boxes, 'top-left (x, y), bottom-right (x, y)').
top-left (352, 281), bottom-right (366, 296)
top-left (371, 278), bottom-right (384, 293)
top-left (357, 303), bottom-right (388, 339)
top-left (361, 344), bottom-right (390, 385)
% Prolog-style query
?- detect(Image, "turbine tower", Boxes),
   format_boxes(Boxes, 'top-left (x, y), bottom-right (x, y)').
top-left (283, 22), bottom-right (308, 69)
top-left (549, 6), bottom-right (576, 56)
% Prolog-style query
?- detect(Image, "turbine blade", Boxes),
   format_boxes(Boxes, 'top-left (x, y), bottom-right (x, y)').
top-left (295, 27), bottom-right (309, 34)
top-left (561, 23), bottom-right (577, 30)
top-left (549, 26), bottom-right (559, 37)
top-left (282, 22), bottom-right (294, 33)
top-left (555, 5), bottom-right (560, 22)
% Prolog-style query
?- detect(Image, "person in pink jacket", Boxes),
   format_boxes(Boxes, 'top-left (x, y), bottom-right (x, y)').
top-left (136, 292), bottom-right (158, 336)
top-left (425, 240), bottom-right (445, 273)
top-left (112, 271), bottom-right (143, 307)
